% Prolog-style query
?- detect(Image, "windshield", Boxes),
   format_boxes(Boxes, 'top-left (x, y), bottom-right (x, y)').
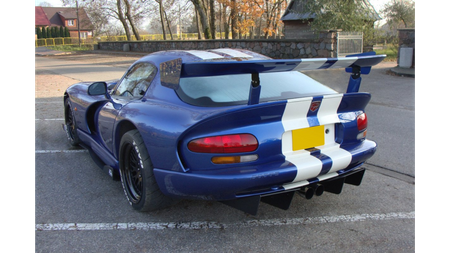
top-left (176, 71), bottom-right (337, 107)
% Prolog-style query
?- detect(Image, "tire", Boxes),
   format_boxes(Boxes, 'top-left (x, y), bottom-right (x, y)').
top-left (119, 130), bottom-right (175, 211)
top-left (64, 99), bottom-right (80, 146)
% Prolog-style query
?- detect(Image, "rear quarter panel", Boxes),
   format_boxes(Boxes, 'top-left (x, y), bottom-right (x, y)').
top-left (115, 99), bottom-right (229, 172)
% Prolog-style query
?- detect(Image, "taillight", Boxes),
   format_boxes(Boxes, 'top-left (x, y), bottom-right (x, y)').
top-left (211, 154), bottom-right (258, 164)
top-left (357, 112), bottom-right (367, 131)
top-left (357, 112), bottom-right (367, 140)
top-left (188, 134), bottom-right (258, 153)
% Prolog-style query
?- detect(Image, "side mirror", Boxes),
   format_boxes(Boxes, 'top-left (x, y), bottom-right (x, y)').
top-left (88, 82), bottom-right (108, 96)
top-left (88, 81), bottom-right (122, 110)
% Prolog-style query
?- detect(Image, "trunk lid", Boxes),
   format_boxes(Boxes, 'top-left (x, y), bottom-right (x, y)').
top-left (178, 92), bottom-right (371, 173)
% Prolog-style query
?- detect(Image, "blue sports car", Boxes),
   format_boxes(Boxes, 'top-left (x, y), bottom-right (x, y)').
top-left (63, 48), bottom-right (385, 215)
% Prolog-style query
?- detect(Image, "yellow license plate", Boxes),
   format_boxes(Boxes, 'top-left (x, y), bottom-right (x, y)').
top-left (292, 125), bottom-right (325, 151)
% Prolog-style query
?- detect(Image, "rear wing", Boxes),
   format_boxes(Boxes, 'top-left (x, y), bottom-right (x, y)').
top-left (160, 52), bottom-right (386, 105)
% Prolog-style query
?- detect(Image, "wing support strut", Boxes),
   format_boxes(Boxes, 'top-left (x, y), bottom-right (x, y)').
top-left (345, 51), bottom-right (379, 93)
top-left (347, 65), bottom-right (362, 93)
top-left (248, 72), bottom-right (261, 105)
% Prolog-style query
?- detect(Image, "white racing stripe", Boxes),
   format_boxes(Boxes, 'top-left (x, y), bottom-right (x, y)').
top-left (316, 94), bottom-right (343, 125)
top-left (283, 172), bottom-right (339, 190)
top-left (185, 50), bottom-right (224, 60)
top-left (281, 97), bottom-right (312, 132)
top-left (211, 48), bottom-right (253, 58)
top-left (287, 153), bottom-right (324, 182)
top-left (35, 211), bottom-right (415, 231)
top-left (328, 57), bottom-right (358, 69)
top-left (293, 58), bottom-right (328, 71)
top-left (282, 94), bottom-right (351, 185)
top-left (321, 148), bottom-right (352, 173)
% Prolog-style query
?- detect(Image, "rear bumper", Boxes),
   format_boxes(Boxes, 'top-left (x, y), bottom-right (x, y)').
top-left (153, 140), bottom-right (376, 201)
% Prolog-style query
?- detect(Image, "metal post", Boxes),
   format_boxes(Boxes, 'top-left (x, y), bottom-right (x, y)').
top-left (76, 0), bottom-right (81, 48)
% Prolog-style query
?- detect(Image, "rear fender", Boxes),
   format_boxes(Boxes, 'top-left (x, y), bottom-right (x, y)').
top-left (335, 93), bottom-right (371, 145)
top-left (178, 101), bottom-right (288, 171)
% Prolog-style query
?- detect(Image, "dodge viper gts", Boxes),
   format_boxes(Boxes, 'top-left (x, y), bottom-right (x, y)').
top-left (63, 48), bottom-right (385, 215)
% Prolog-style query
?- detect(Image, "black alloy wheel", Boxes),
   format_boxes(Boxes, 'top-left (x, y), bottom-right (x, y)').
top-left (64, 100), bottom-right (80, 146)
top-left (119, 130), bottom-right (177, 211)
top-left (121, 142), bottom-right (143, 203)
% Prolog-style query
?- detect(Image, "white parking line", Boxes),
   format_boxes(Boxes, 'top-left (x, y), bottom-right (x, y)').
top-left (35, 118), bottom-right (64, 121)
top-left (35, 101), bottom-right (61, 104)
top-left (36, 211), bottom-right (414, 231)
top-left (35, 150), bottom-right (88, 154)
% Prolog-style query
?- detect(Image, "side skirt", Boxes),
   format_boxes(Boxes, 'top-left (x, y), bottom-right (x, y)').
top-left (76, 129), bottom-right (120, 181)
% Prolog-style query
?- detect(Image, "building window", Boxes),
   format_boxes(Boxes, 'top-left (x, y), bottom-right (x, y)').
top-left (67, 20), bottom-right (74, 26)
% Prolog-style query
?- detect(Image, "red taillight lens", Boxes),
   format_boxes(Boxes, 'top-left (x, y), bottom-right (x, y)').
top-left (188, 134), bottom-right (258, 153)
top-left (357, 113), bottom-right (367, 131)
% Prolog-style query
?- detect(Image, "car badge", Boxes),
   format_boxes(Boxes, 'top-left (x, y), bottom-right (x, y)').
top-left (310, 101), bottom-right (321, 112)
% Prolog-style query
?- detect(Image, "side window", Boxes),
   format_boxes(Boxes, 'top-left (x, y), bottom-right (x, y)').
top-left (113, 63), bottom-right (156, 97)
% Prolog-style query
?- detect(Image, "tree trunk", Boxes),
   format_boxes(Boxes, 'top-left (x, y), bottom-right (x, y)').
top-left (195, 6), bottom-right (204, 39)
top-left (117, 0), bottom-right (131, 41)
top-left (123, 0), bottom-right (141, 40)
top-left (191, 0), bottom-right (211, 39)
top-left (222, 3), bottom-right (229, 39)
top-left (163, 8), bottom-right (174, 40)
top-left (157, 0), bottom-right (167, 40)
top-left (209, 0), bottom-right (216, 39)
top-left (230, 0), bottom-right (238, 39)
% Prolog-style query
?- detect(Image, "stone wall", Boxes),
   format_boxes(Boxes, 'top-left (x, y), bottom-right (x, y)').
top-left (97, 31), bottom-right (338, 59)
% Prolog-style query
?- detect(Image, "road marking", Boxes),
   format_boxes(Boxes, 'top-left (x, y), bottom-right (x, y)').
top-left (36, 211), bottom-right (414, 231)
top-left (35, 101), bottom-right (61, 104)
top-left (35, 150), bottom-right (88, 154)
top-left (35, 118), bottom-right (64, 121)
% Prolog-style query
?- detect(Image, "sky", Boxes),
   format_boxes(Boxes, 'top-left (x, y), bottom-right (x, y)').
top-left (31, 0), bottom-right (393, 23)
top-left (31, 0), bottom-right (393, 11)
top-left (35, 0), bottom-right (63, 7)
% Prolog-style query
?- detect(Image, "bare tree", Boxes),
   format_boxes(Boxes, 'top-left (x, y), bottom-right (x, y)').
top-left (194, 5), bottom-right (204, 39)
top-left (116, 0), bottom-right (132, 40)
top-left (123, 0), bottom-right (141, 40)
top-left (230, 0), bottom-right (238, 39)
top-left (191, 0), bottom-right (212, 39)
top-left (155, 0), bottom-right (167, 40)
top-left (209, 0), bottom-right (216, 39)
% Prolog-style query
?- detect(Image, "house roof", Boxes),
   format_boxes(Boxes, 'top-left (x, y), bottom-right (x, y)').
top-left (37, 6), bottom-right (94, 31)
top-left (35, 6), bottom-right (51, 26)
top-left (58, 9), bottom-right (78, 19)
top-left (281, 0), bottom-right (381, 21)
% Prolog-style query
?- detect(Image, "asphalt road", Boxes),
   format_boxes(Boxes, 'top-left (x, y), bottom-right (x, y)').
top-left (34, 53), bottom-right (415, 252)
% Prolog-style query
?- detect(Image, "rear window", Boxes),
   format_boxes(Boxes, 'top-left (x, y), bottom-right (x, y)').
top-left (176, 71), bottom-right (337, 107)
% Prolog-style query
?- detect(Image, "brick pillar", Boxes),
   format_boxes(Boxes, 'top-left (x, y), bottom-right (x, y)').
top-left (398, 28), bottom-right (415, 68)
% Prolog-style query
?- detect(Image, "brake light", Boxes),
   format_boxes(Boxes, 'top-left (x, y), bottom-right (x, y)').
top-left (188, 134), bottom-right (258, 153)
top-left (357, 113), bottom-right (367, 131)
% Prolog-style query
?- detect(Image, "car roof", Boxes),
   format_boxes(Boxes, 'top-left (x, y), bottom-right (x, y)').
top-left (137, 48), bottom-right (272, 65)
